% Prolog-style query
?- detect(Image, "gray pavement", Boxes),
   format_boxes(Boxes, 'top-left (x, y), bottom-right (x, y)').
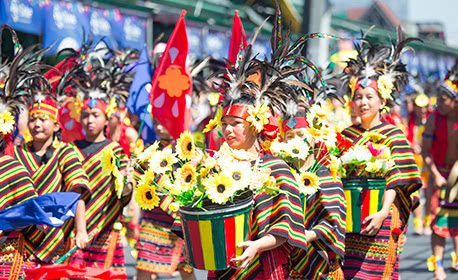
top-left (125, 220), bottom-right (456, 280)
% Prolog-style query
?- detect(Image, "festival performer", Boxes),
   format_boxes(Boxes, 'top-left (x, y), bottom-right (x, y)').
top-left (201, 19), bottom-right (309, 279)
top-left (339, 27), bottom-right (422, 280)
top-left (276, 101), bottom-right (347, 280)
top-left (406, 89), bottom-right (431, 235)
top-left (58, 60), bottom-right (134, 275)
top-left (135, 118), bottom-right (195, 280)
top-left (0, 34), bottom-right (39, 279)
top-left (12, 53), bottom-right (91, 267)
top-left (422, 58), bottom-right (458, 279)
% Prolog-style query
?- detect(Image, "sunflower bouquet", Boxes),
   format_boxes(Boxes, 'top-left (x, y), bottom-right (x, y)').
top-left (100, 147), bottom-right (129, 199)
top-left (134, 132), bottom-right (281, 210)
top-left (336, 132), bottom-right (395, 178)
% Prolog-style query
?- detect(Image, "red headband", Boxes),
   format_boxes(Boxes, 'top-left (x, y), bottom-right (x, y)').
top-left (354, 78), bottom-right (378, 95)
top-left (82, 99), bottom-right (108, 113)
top-left (282, 117), bottom-right (309, 134)
top-left (222, 104), bottom-right (249, 120)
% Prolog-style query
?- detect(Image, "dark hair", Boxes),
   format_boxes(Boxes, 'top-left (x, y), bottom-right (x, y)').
top-left (0, 138), bottom-right (6, 153)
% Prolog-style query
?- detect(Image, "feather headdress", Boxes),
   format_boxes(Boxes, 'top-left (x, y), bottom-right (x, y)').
top-left (0, 25), bottom-right (53, 135)
top-left (441, 57), bottom-right (458, 98)
top-left (341, 26), bottom-right (422, 106)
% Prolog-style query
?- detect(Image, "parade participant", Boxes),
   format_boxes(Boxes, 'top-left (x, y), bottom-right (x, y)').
top-left (202, 16), bottom-right (309, 278)
top-left (422, 58), bottom-right (458, 280)
top-left (12, 52), bottom-right (91, 267)
top-left (339, 27), bottom-right (422, 280)
top-left (280, 108), bottom-right (347, 280)
top-left (406, 90), bottom-right (431, 235)
top-left (135, 117), bottom-right (195, 280)
top-left (60, 61), bottom-right (133, 275)
top-left (0, 33), bottom-right (39, 278)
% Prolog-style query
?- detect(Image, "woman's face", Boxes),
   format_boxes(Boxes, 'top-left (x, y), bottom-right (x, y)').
top-left (284, 128), bottom-right (308, 142)
top-left (222, 116), bottom-right (257, 150)
top-left (436, 90), bottom-right (457, 116)
top-left (28, 114), bottom-right (59, 142)
top-left (80, 107), bottom-right (108, 138)
top-left (353, 87), bottom-right (386, 122)
top-left (108, 113), bottom-right (120, 130)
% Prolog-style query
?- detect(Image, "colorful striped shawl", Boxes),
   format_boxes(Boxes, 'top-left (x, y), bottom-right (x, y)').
top-left (14, 142), bottom-right (90, 263)
top-left (0, 154), bottom-right (37, 210)
top-left (341, 123), bottom-right (422, 230)
top-left (213, 153), bottom-right (307, 279)
top-left (290, 166), bottom-right (347, 280)
top-left (70, 140), bottom-right (128, 245)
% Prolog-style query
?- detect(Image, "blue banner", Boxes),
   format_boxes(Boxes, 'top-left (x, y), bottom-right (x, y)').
top-left (89, 7), bottom-right (118, 50)
top-left (110, 11), bottom-right (146, 50)
top-left (0, 0), bottom-right (43, 35)
top-left (42, 0), bottom-right (90, 54)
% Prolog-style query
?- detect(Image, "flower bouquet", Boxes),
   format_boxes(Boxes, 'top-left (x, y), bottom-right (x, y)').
top-left (334, 131), bottom-right (395, 233)
top-left (134, 132), bottom-right (281, 270)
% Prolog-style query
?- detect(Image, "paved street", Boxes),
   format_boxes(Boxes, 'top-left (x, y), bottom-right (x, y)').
top-left (124, 220), bottom-right (456, 280)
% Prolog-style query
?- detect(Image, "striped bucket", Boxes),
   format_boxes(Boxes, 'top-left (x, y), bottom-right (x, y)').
top-left (343, 177), bottom-right (385, 233)
top-left (178, 197), bottom-right (254, 271)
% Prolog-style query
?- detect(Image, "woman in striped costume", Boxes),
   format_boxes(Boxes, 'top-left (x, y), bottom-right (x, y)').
top-left (14, 96), bottom-right (91, 267)
top-left (63, 63), bottom-right (134, 275)
top-left (0, 45), bottom-right (39, 279)
top-left (339, 27), bottom-right (422, 280)
top-left (135, 118), bottom-right (194, 280)
top-left (280, 113), bottom-right (346, 280)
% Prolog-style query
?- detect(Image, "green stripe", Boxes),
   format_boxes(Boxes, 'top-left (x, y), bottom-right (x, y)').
top-left (351, 190), bottom-right (361, 232)
top-left (211, 217), bottom-right (227, 270)
top-left (244, 209), bottom-right (251, 241)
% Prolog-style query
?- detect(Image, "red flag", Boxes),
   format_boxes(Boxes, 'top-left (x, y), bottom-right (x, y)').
top-left (150, 10), bottom-right (192, 140)
top-left (25, 264), bottom-right (127, 279)
top-left (228, 10), bottom-right (248, 65)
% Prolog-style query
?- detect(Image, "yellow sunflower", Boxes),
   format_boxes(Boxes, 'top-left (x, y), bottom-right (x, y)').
top-left (176, 131), bottom-right (195, 160)
top-left (140, 170), bottom-right (156, 185)
top-left (204, 173), bottom-right (236, 204)
top-left (203, 118), bottom-right (218, 133)
top-left (135, 183), bottom-right (160, 210)
top-left (100, 147), bottom-right (114, 173)
top-left (137, 141), bottom-right (160, 162)
top-left (263, 176), bottom-right (280, 195)
top-left (176, 163), bottom-right (197, 191)
top-left (148, 148), bottom-right (178, 174)
top-left (300, 172), bottom-right (320, 195)
top-left (363, 131), bottom-right (386, 143)
top-left (377, 75), bottom-right (394, 100)
top-left (246, 103), bottom-right (271, 133)
top-left (0, 110), bottom-right (15, 135)
top-left (222, 161), bottom-right (251, 191)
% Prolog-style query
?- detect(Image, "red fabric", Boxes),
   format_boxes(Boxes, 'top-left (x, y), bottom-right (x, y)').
top-left (228, 10), bottom-right (248, 65)
top-left (58, 101), bottom-right (85, 143)
top-left (24, 264), bottom-right (127, 280)
top-left (107, 121), bottom-right (133, 158)
top-left (82, 99), bottom-right (108, 113)
top-left (44, 57), bottom-right (77, 94)
top-left (406, 111), bottom-right (415, 143)
top-left (431, 110), bottom-right (449, 169)
top-left (281, 117), bottom-right (309, 134)
top-left (222, 104), bottom-right (249, 119)
top-left (354, 78), bottom-right (378, 93)
top-left (150, 10), bottom-right (192, 140)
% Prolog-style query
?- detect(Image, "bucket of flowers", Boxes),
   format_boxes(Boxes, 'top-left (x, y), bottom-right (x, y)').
top-left (333, 131), bottom-right (395, 233)
top-left (134, 132), bottom-right (282, 271)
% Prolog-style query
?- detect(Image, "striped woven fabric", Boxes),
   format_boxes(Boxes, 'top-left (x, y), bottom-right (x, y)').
top-left (340, 123), bottom-right (422, 280)
top-left (14, 142), bottom-right (90, 263)
top-left (69, 140), bottom-right (128, 270)
top-left (0, 155), bottom-right (38, 280)
top-left (290, 166), bottom-right (347, 280)
top-left (341, 123), bottom-right (422, 230)
top-left (209, 153), bottom-right (307, 279)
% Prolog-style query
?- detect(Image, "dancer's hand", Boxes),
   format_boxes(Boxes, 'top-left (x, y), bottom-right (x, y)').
top-left (75, 230), bottom-right (88, 249)
top-left (360, 211), bottom-right (388, 236)
top-left (230, 240), bottom-right (260, 269)
top-left (433, 173), bottom-right (447, 189)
